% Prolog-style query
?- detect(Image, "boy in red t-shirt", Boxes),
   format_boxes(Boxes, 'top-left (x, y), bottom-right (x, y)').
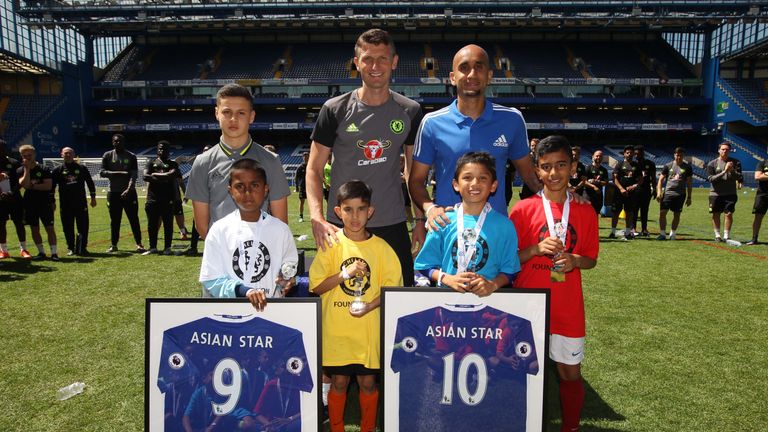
top-left (509, 135), bottom-right (599, 432)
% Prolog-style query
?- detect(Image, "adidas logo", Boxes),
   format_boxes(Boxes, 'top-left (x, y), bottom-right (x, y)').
top-left (493, 134), bottom-right (508, 147)
top-left (346, 123), bottom-right (359, 133)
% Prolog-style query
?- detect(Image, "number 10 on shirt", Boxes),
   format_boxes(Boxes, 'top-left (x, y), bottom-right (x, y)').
top-left (382, 287), bottom-right (550, 432)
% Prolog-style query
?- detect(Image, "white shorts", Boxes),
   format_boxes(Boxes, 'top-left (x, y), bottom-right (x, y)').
top-left (549, 334), bottom-right (585, 365)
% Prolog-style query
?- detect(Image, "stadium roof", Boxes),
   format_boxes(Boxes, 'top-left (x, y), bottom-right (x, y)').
top-left (0, 48), bottom-right (57, 75)
top-left (14, 1), bottom-right (768, 36)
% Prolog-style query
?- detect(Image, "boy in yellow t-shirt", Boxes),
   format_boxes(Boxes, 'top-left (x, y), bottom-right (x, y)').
top-left (309, 180), bottom-right (402, 432)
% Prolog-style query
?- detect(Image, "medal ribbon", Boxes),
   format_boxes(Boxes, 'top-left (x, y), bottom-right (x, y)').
top-left (456, 202), bottom-right (491, 273)
top-left (539, 190), bottom-right (571, 246)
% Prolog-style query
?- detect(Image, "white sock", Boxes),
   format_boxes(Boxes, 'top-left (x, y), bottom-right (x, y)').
top-left (724, 230), bottom-right (730, 240)
top-left (50, 244), bottom-right (57, 255)
top-left (20, 241), bottom-right (27, 250)
top-left (36, 243), bottom-right (45, 254)
top-left (669, 230), bottom-right (676, 236)
top-left (322, 383), bottom-right (331, 406)
top-left (0, 243), bottom-right (7, 252)
top-left (714, 229), bottom-right (721, 238)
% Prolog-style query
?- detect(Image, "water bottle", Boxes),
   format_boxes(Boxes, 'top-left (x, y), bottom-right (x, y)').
top-left (57, 382), bottom-right (86, 401)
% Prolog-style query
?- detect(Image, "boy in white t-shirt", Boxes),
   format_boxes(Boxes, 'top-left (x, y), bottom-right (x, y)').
top-left (199, 158), bottom-right (298, 310)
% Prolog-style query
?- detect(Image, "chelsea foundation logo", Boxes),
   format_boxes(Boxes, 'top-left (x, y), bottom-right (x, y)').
top-left (390, 119), bottom-right (405, 134)
top-left (450, 235), bottom-right (490, 272)
top-left (232, 240), bottom-right (271, 284)
top-left (338, 257), bottom-right (371, 296)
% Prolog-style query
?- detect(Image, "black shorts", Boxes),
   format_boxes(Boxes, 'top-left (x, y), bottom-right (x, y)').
top-left (146, 200), bottom-right (173, 215)
top-left (709, 194), bottom-right (737, 214)
top-left (660, 194), bottom-right (686, 213)
top-left (753, 194), bottom-right (768, 215)
top-left (0, 200), bottom-right (23, 223)
top-left (611, 190), bottom-right (638, 213)
top-left (24, 199), bottom-right (54, 226)
top-left (324, 364), bottom-right (380, 377)
top-left (330, 220), bottom-right (414, 285)
top-left (368, 221), bottom-right (414, 286)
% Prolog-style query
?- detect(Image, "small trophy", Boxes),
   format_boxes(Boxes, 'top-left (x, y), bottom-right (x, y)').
top-left (550, 252), bottom-right (565, 282)
top-left (274, 262), bottom-right (298, 297)
top-left (349, 272), bottom-right (367, 314)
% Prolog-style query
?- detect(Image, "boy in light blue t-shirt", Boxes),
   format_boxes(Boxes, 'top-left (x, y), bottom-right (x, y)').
top-left (414, 151), bottom-right (520, 295)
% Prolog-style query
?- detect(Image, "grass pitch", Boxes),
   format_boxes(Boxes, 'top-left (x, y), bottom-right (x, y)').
top-left (0, 188), bottom-right (766, 431)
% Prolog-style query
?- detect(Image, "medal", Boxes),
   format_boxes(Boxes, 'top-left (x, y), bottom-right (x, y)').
top-left (461, 228), bottom-right (477, 244)
top-left (455, 202), bottom-right (491, 273)
top-left (540, 191), bottom-right (570, 282)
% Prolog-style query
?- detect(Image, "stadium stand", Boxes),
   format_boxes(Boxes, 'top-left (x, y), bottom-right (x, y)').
top-left (722, 78), bottom-right (768, 117)
top-left (132, 45), bottom-right (219, 81)
top-left (205, 44), bottom-right (283, 80)
top-left (0, 94), bottom-right (64, 145)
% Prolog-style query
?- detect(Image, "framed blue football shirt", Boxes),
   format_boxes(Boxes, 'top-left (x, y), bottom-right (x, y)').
top-left (390, 304), bottom-right (539, 432)
top-left (147, 299), bottom-right (320, 432)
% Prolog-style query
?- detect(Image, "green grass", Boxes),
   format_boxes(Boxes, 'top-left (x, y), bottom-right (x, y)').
top-left (0, 188), bottom-right (766, 431)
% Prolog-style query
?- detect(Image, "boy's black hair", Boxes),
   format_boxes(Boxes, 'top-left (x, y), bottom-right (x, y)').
top-left (635, 145), bottom-right (645, 154)
top-left (157, 140), bottom-right (170, 147)
top-left (336, 180), bottom-right (372, 206)
top-left (216, 83), bottom-right (254, 108)
top-left (112, 133), bottom-right (125, 141)
top-left (623, 144), bottom-right (635, 153)
top-left (535, 135), bottom-right (574, 163)
top-left (454, 151), bottom-right (497, 182)
top-left (674, 146), bottom-right (685, 155)
top-left (229, 158), bottom-right (267, 185)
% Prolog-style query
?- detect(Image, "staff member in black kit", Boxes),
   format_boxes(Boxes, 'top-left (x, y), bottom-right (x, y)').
top-left (142, 140), bottom-right (180, 255)
top-left (52, 147), bottom-right (96, 256)
top-left (100, 133), bottom-right (145, 253)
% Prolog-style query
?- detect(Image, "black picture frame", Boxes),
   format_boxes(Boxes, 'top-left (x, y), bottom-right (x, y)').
top-left (381, 288), bottom-right (550, 432)
top-left (145, 298), bottom-right (322, 432)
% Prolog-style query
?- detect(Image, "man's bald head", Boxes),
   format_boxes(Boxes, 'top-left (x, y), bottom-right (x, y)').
top-left (452, 44), bottom-right (490, 71)
top-left (450, 44), bottom-right (493, 100)
top-left (61, 147), bottom-right (76, 163)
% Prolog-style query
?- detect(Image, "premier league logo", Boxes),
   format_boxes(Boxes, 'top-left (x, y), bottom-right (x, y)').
top-left (168, 352), bottom-right (186, 369)
top-left (356, 139), bottom-right (392, 160)
top-left (286, 357), bottom-right (304, 375)
top-left (515, 342), bottom-right (532, 358)
top-left (401, 336), bottom-right (418, 353)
